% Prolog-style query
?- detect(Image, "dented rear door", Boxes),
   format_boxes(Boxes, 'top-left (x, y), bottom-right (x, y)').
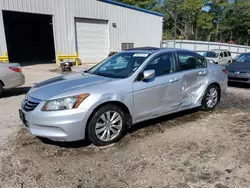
top-left (176, 51), bottom-right (209, 107)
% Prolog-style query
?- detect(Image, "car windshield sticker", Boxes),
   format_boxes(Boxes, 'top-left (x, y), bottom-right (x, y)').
top-left (133, 54), bottom-right (149, 57)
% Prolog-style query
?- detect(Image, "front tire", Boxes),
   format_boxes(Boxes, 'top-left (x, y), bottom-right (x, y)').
top-left (199, 85), bottom-right (220, 111)
top-left (87, 104), bottom-right (127, 146)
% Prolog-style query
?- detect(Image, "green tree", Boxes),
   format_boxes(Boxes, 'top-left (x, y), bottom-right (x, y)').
top-left (196, 12), bottom-right (214, 41)
top-left (161, 0), bottom-right (182, 39)
top-left (162, 0), bottom-right (205, 40)
top-left (220, 0), bottom-right (250, 44)
top-left (205, 0), bottom-right (250, 44)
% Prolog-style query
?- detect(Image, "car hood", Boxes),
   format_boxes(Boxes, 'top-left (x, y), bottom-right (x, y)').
top-left (226, 62), bottom-right (250, 72)
top-left (28, 72), bottom-right (115, 100)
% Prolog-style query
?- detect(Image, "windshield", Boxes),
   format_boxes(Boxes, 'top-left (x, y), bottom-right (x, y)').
top-left (235, 54), bottom-right (250, 63)
top-left (86, 52), bottom-right (150, 78)
top-left (203, 51), bottom-right (218, 58)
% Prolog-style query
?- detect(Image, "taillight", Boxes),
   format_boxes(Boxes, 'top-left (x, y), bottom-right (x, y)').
top-left (222, 69), bottom-right (228, 74)
top-left (9, 66), bottom-right (21, 73)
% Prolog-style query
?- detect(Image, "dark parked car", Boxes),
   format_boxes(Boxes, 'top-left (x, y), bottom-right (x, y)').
top-left (226, 53), bottom-right (250, 84)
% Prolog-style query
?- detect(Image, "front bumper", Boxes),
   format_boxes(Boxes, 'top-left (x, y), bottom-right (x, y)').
top-left (228, 77), bottom-right (250, 84)
top-left (228, 72), bottom-right (250, 84)
top-left (19, 100), bottom-right (89, 142)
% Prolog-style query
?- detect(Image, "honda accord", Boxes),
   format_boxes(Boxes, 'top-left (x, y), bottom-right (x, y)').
top-left (19, 48), bottom-right (228, 146)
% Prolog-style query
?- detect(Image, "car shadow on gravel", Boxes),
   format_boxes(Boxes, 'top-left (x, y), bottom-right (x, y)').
top-left (2, 87), bottom-right (31, 98)
top-left (38, 137), bottom-right (92, 148)
top-left (228, 82), bottom-right (250, 88)
top-left (128, 108), bottom-right (204, 135)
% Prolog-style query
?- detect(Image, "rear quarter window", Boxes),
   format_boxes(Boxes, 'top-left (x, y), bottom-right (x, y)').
top-left (197, 55), bottom-right (207, 68)
top-left (177, 51), bottom-right (207, 71)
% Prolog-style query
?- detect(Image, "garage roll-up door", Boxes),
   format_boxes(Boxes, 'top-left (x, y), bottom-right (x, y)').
top-left (75, 18), bottom-right (109, 64)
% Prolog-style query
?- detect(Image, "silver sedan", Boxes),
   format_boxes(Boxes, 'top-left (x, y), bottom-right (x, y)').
top-left (0, 62), bottom-right (25, 96)
top-left (19, 48), bottom-right (228, 146)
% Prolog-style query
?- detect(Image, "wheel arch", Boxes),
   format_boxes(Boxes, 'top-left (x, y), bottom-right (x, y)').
top-left (206, 82), bottom-right (221, 101)
top-left (0, 79), bottom-right (5, 86)
top-left (89, 101), bottom-right (131, 116)
top-left (85, 101), bottom-right (132, 138)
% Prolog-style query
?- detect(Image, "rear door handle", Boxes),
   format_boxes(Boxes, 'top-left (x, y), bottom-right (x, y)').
top-left (198, 71), bottom-right (207, 76)
top-left (169, 77), bottom-right (179, 83)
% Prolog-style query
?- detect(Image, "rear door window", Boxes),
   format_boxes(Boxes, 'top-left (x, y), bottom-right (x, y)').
top-left (219, 52), bottom-right (224, 59)
top-left (224, 52), bottom-right (228, 57)
top-left (177, 51), bottom-right (207, 71)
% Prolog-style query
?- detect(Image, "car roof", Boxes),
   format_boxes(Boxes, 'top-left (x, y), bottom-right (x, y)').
top-left (123, 47), bottom-right (195, 54)
top-left (125, 47), bottom-right (160, 51)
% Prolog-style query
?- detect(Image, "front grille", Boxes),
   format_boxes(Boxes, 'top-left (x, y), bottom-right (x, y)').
top-left (23, 96), bottom-right (41, 112)
top-left (228, 77), bottom-right (249, 81)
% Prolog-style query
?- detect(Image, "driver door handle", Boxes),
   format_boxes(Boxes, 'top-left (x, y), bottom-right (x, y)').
top-left (169, 77), bottom-right (179, 83)
top-left (198, 71), bottom-right (207, 76)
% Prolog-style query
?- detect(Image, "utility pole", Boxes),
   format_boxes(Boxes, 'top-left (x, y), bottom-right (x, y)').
top-left (216, 21), bottom-right (219, 42)
top-left (195, 29), bottom-right (198, 41)
top-left (174, 17), bottom-right (177, 40)
top-left (174, 17), bottom-right (177, 48)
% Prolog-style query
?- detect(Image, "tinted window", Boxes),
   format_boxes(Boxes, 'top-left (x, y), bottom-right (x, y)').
top-left (203, 51), bottom-right (217, 58)
top-left (144, 52), bottom-right (175, 77)
top-left (197, 55), bottom-right (207, 68)
top-left (224, 52), bottom-right (228, 57)
top-left (228, 51), bottom-right (231, 56)
top-left (177, 51), bottom-right (206, 71)
top-left (219, 53), bottom-right (224, 58)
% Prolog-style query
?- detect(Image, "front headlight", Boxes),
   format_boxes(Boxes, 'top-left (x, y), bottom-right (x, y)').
top-left (208, 60), bottom-right (215, 64)
top-left (42, 93), bottom-right (90, 111)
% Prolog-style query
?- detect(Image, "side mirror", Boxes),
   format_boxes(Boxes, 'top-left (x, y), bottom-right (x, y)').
top-left (142, 70), bottom-right (155, 81)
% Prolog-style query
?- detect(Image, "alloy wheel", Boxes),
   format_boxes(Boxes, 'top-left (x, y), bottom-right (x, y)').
top-left (95, 111), bottom-right (123, 142)
top-left (206, 88), bottom-right (218, 108)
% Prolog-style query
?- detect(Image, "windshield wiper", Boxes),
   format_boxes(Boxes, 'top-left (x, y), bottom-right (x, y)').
top-left (94, 72), bottom-right (110, 77)
top-left (93, 72), bottom-right (125, 78)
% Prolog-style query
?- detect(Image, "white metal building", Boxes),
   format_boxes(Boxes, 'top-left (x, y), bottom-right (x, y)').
top-left (0, 0), bottom-right (163, 64)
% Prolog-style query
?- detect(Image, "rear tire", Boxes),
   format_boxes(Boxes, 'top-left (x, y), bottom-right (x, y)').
top-left (0, 82), bottom-right (3, 97)
top-left (199, 84), bottom-right (220, 111)
top-left (87, 104), bottom-right (127, 146)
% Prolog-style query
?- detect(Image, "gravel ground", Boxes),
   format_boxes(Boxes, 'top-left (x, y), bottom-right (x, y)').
top-left (0, 64), bottom-right (250, 188)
